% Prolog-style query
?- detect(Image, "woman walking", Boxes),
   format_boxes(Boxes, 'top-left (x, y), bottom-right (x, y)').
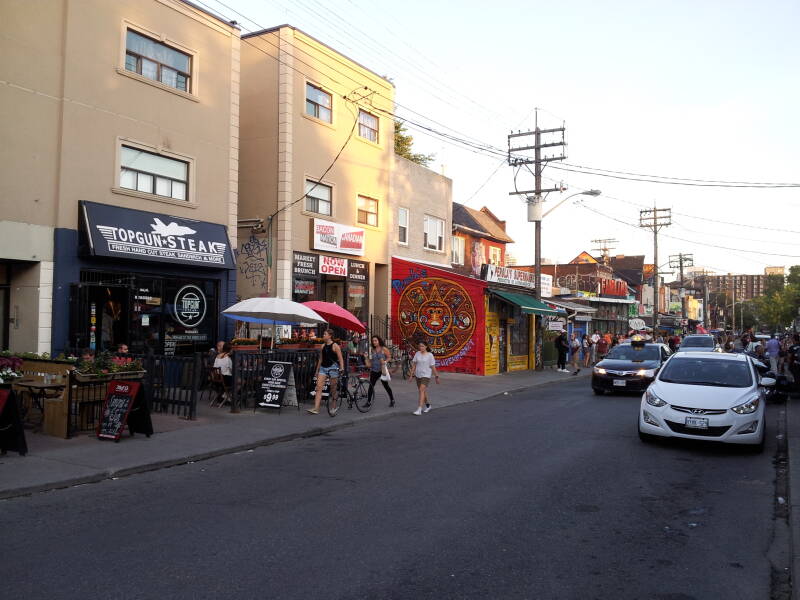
top-left (365, 335), bottom-right (395, 407)
top-left (570, 332), bottom-right (582, 375)
top-left (408, 341), bottom-right (439, 415)
top-left (582, 334), bottom-right (592, 368)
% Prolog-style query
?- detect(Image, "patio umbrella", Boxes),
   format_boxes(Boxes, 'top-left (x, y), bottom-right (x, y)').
top-left (222, 297), bottom-right (327, 347)
top-left (302, 300), bottom-right (366, 333)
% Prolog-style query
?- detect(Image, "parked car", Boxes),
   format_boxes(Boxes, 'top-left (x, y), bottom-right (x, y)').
top-left (592, 342), bottom-right (671, 395)
top-left (675, 334), bottom-right (720, 353)
top-left (638, 352), bottom-right (773, 451)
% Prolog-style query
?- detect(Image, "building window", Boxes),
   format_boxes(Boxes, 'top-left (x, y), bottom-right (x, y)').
top-left (398, 207), bottom-right (409, 244)
top-left (125, 30), bottom-right (191, 92)
top-left (489, 246), bottom-right (502, 265)
top-left (451, 236), bottom-right (465, 265)
top-left (358, 196), bottom-right (378, 227)
top-left (423, 215), bottom-right (445, 252)
top-left (120, 146), bottom-right (188, 200)
top-left (306, 83), bottom-right (332, 122)
top-left (358, 109), bottom-right (378, 142)
top-left (305, 180), bottom-right (332, 215)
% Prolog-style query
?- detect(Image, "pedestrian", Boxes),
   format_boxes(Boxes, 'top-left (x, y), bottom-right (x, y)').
top-left (408, 341), bottom-right (439, 415)
top-left (554, 330), bottom-right (569, 372)
top-left (779, 336), bottom-right (790, 374)
top-left (590, 330), bottom-right (601, 363)
top-left (582, 334), bottom-right (592, 368)
top-left (213, 342), bottom-right (233, 402)
top-left (789, 334), bottom-right (800, 393)
top-left (766, 334), bottom-right (780, 374)
top-left (365, 335), bottom-right (395, 408)
top-left (308, 329), bottom-right (345, 415)
top-left (596, 334), bottom-right (609, 361)
top-left (116, 343), bottom-right (129, 355)
top-left (570, 332), bottom-right (582, 375)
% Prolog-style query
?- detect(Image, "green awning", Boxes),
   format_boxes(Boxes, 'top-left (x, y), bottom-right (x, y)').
top-left (491, 290), bottom-right (560, 316)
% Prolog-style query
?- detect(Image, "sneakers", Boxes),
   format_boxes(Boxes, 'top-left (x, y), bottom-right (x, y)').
top-left (423, 403), bottom-right (432, 413)
top-left (412, 407), bottom-right (422, 416)
top-left (306, 408), bottom-right (319, 415)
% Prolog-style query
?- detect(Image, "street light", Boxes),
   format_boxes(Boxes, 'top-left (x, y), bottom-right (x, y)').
top-left (541, 189), bottom-right (602, 219)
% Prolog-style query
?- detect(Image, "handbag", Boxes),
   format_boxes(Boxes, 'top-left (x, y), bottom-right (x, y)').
top-left (380, 362), bottom-right (391, 382)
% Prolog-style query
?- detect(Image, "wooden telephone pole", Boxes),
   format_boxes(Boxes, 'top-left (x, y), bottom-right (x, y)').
top-left (639, 206), bottom-right (671, 331)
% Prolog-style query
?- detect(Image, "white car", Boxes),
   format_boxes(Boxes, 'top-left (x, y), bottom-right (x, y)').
top-left (638, 352), bottom-right (773, 450)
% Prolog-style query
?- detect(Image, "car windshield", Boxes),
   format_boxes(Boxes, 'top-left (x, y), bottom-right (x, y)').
top-left (605, 345), bottom-right (660, 361)
top-left (659, 358), bottom-right (752, 387)
top-left (680, 337), bottom-right (714, 348)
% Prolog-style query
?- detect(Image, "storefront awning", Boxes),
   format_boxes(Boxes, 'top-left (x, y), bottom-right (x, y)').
top-left (545, 298), bottom-right (598, 314)
top-left (491, 290), bottom-right (560, 315)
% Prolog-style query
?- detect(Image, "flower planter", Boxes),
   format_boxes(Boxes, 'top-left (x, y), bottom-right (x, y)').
top-left (73, 370), bottom-right (146, 383)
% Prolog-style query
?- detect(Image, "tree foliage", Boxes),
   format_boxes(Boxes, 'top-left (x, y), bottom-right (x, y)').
top-left (752, 266), bottom-right (800, 330)
top-left (394, 120), bottom-right (435, 167)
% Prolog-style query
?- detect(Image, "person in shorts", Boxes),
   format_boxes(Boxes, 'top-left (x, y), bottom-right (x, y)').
top-left (308, 329), bottom-right (344, 415)
top-left (408, 341), bottom-right (439, 415)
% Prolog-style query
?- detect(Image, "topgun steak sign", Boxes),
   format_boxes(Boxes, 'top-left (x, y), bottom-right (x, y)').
top-left (79, 201), bottom-right (235, 269)
top-left (312, 218), bottom-right (365, 256)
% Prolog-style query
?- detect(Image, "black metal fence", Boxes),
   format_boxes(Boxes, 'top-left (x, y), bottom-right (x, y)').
top-left (232, 349), bottom-right (320, 410)
top-left (66, 353), bottom-right (202, 436)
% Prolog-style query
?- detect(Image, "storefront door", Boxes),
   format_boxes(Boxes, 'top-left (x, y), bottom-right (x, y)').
top-left (499, 320), bottom-right (507, 372)
top-left (323, 277), bottom-right (345, 306)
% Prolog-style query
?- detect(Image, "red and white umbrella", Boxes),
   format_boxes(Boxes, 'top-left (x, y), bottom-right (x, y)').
top-left (302, 301), bottom-right (366, 333)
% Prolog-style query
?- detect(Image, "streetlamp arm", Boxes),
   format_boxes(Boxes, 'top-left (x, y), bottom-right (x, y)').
top-left (541, 189), bottom-right (601, 219)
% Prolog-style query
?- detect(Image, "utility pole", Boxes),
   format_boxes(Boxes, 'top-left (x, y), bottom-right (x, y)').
top-left (639, 205), bottom-right (671, 333)
top-left (592, 238), bottom-right (618, 265)
top-left (508, 110), bottom-right (566, 369)
top-left (669, 253), bottom-right (694, 323)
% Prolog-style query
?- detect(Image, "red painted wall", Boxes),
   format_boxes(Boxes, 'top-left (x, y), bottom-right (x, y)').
top-left (391, 257), bottom-right (486, 375)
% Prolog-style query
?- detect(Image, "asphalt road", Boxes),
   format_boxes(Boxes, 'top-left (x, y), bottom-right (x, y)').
top-left (2, 378), bottom-right (782, 600)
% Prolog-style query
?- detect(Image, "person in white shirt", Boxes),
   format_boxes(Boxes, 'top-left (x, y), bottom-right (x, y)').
top-left (213, 342), bottom-right (233, 403)
top-left (408, 341), bottom-right (439, 415)
top-left (590, 331), bottom-right (601, 364)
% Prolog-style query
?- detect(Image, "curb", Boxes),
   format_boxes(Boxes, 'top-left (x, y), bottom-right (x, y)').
top-left (0, 372), bottom-right (590, 501)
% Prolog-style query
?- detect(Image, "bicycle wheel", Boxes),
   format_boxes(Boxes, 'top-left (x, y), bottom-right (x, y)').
top-left (354, 378), bottom-right (372, 412)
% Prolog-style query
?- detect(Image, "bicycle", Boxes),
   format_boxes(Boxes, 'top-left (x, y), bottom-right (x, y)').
top-left (326, 366), bottom-right (371, 416)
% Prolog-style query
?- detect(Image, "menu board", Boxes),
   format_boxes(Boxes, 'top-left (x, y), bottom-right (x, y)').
top-left (258, 361), bottom-right (292, 410)
top-left (97, 381), bottom-right (153, 441)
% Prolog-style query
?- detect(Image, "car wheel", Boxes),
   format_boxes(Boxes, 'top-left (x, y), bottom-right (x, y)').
top-left (592, 387), bottom-right (605, 396)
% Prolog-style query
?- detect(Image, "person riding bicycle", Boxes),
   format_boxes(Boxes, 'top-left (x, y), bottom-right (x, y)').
top-left (308, 329), bottom-right (344, 415)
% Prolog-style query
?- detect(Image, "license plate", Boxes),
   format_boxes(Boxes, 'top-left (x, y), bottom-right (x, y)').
top-left (613, 379), bottom-right (626, 387)
top-left (685, 416), bottom-right (709, 429)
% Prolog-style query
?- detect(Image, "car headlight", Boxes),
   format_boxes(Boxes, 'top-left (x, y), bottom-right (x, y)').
top-left (594, 367), bottom-right (606, 375)
top-left (645, 388), bottom-right (667, 407)
top-left (731, 396), bottom-right (760, 415)
top-left (637, 369), bottom-right (656, 377)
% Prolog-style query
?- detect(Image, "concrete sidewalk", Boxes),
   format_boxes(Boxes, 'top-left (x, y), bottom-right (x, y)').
top-left (0, 367), bottom-right (591, 499)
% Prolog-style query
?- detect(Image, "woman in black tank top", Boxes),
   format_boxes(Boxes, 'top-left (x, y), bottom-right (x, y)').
top-left (308, 329), bottom-right (343, 415)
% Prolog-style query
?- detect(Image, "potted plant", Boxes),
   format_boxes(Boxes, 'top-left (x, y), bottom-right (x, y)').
top-left (0, 355), bottom-right (23, 386)
top-left (230, 337), bottom-right (260, 351)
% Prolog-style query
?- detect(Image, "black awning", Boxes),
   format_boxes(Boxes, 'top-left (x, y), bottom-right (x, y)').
top-left (79, 200), bottom-right (236, 269)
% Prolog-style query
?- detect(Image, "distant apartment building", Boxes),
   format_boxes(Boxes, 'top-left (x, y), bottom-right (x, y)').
top-left (765, 266), bottom-right (786, 277)
top-left (237, 25), bottom-right (395, 325)
top-left (0, 0), bottom-right (240, 354)
top-left (704, 274), bottom-right (767, 301)
top-left (451, 203), bottom-right (513, 277)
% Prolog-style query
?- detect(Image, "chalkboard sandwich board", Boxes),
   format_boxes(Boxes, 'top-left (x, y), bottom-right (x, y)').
top-left (0, 387), bottom-right (28, 456)
top-left (97, 380), bottom-right (153, 442)
top-left (257, 361), bottom-right (292, 412)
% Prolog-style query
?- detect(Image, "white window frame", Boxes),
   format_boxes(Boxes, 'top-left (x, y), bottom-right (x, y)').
top-left (357, 195), bottom-right (379, 227)
top-left (451, 235), bottom-right (465, 265)
top-left (113, 138), bottom-right (196, 207)
top-left (117, 21), bottom-right (199, 101)
top-left (398, 207), bottom-right (409, 245)
top-left (358, 109), bottom-right (379, 143)
top-left (423, 215), bottom-right (445, 252)
top-left (305, 82), bottom-right (333, 123)
top-left (304, 179), bottom-right (333, 216)
top-left (489, 246), bottom-right (502, 265)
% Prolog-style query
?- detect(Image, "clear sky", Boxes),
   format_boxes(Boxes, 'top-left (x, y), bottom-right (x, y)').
top-left (207, 0), bottom-right (800, 278)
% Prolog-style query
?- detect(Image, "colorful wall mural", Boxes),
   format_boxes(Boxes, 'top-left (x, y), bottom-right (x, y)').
top-left (391, 258), bottom-right (485, 374)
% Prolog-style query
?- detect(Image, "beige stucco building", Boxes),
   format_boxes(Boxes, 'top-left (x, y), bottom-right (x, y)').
top-left (0, 0), bottom-right (240, 354)
top-left (237, 25), bottom-right (396, 327)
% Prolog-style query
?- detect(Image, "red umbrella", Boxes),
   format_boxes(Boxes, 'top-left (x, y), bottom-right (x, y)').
top-left (302, 301), bottom-right (366, 333)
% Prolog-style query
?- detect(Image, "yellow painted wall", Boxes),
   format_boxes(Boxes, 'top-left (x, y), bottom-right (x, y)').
top-left (484, 297), bottom-right (499, 375)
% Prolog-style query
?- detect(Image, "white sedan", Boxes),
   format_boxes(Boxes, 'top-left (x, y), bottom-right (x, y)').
top-left (638, 352), bottom-right (773, 451)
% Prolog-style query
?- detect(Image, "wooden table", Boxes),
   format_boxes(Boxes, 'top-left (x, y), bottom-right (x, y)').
top-left (14, 379), bottom-right (67, 432)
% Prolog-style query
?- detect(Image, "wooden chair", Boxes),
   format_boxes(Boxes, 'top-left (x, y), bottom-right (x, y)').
top-left (209, 367), bottom-right (229, 407)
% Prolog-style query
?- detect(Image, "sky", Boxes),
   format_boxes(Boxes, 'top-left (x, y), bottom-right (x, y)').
top-left (206, 0), bottom-right (800, 280)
